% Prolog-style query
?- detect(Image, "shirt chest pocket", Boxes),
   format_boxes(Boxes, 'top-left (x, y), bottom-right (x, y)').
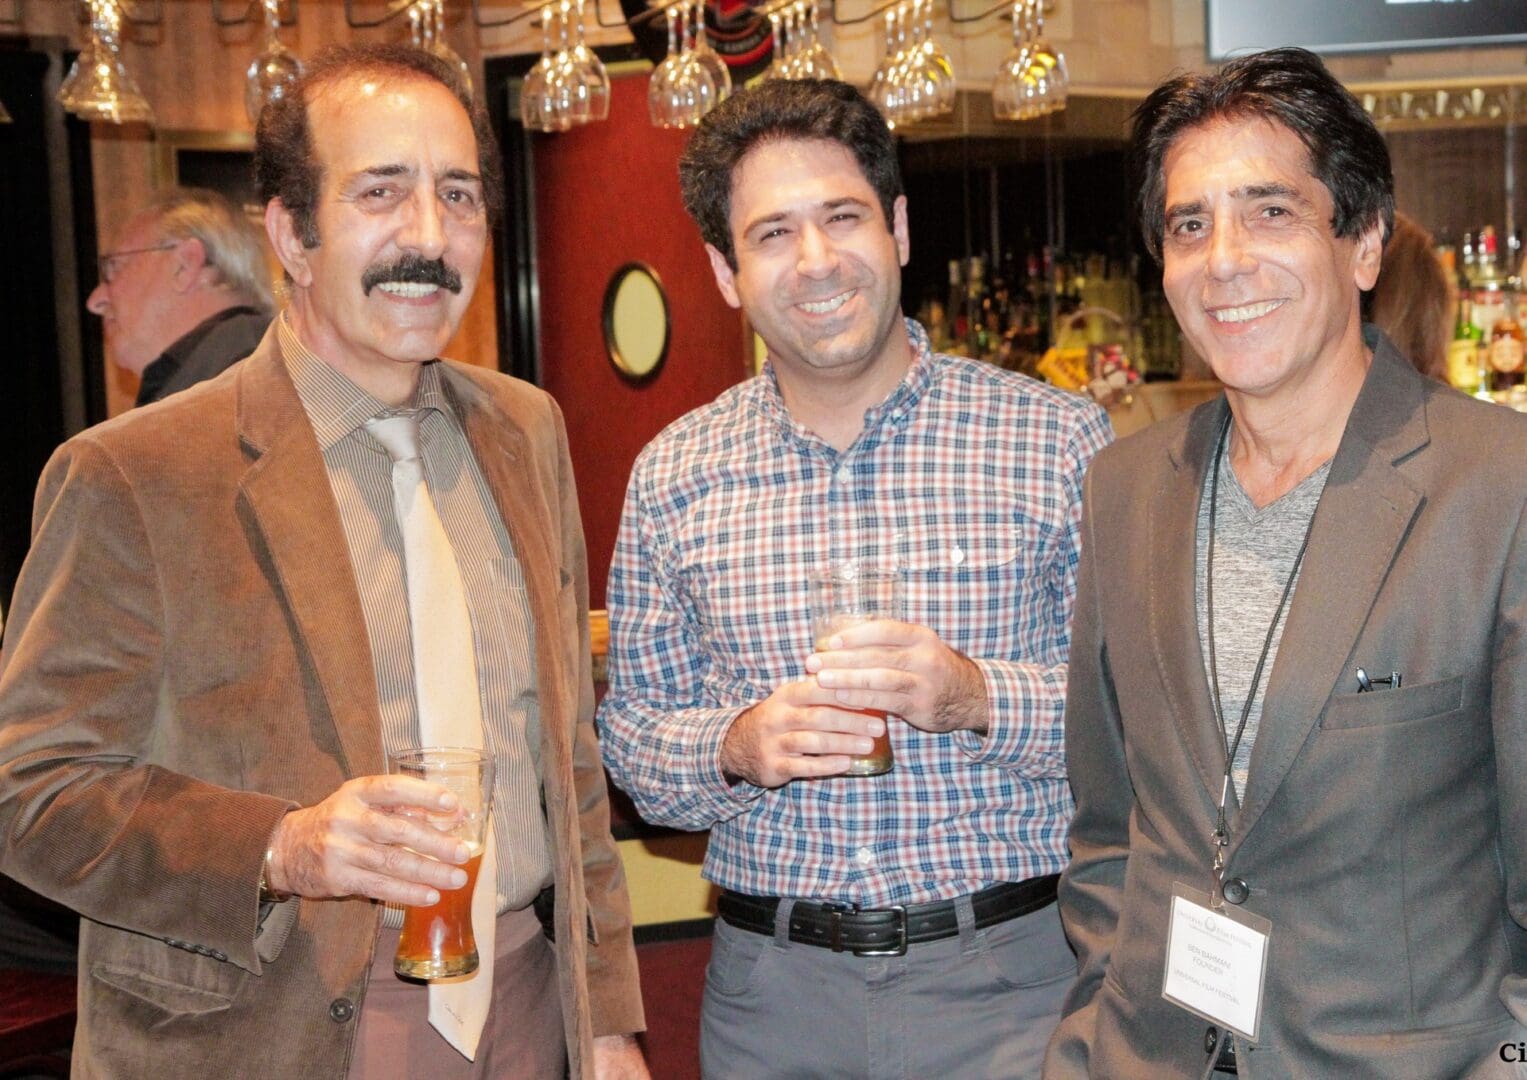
top-left (894, 503), bottom-right (1051, 646)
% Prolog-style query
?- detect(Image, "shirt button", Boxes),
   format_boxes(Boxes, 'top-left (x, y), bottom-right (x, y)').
top-left (329, 998), bottom-right (356, 1023)
top-left (833, 464), bottom-right (848, 482)
top-left (854, 847), bottom-right (874, 867)
top-left (948, 544), bottom-right (965, 567)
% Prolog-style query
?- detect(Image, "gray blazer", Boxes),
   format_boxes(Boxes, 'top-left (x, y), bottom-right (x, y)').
top-left (1048, 334), bottom-right (1527, 1079)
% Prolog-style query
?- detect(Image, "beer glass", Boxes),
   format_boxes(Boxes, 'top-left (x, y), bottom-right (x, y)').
top-left (809, 562), bottom-right (903, 776)
top-left (388, 747), bottom-right (495, 980)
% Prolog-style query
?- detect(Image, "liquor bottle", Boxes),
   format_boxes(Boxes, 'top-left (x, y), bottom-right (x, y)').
top-left (1025, 250), bottom-right (1049, 353)
top-left (1447, 294), bottom-right (1482, 394)
top-left (1471, 226), bottom-right (1506, 341)
top-left (946, 260), bottom-right (966, 352)
top-left (1460, 231), bottom-right (1476, 288)
top-left (1489, 306), bottom-right (1526, 402)
top-left (965, 255), bottom-right (987, 357)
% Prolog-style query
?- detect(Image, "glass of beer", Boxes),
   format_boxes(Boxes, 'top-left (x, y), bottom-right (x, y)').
top-left (809, 561), bottom-right (903, 776)
top-left (388, 747), bottom-right (495, 980)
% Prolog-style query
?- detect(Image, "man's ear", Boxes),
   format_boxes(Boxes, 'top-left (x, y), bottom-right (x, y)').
top-left (1352, 217), bottom-right (1386, 293)
top-left (705, 243), bottom-right (743, 310)
top-left (892, 194), bottom-right (910, 268)
top-left (171, 236), bottom-right (210, 294)
top-left (265, 198), bottom-right (314, 289)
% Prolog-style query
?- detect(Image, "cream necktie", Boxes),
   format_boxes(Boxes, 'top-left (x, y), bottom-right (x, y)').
top-left (368, 414), bottom-right (497, 1062)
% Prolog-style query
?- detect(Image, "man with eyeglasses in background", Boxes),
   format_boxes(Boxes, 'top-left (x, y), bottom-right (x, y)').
top-left (88, 187), bottom-right (273, 406)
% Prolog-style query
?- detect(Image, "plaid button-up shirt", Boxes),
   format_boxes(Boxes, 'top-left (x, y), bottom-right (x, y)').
top-left (598, 320), bottom-right (1112, 905)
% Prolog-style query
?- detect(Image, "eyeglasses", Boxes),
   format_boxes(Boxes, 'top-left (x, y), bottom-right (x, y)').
top-left (98, 242), bottom-right (177, 284)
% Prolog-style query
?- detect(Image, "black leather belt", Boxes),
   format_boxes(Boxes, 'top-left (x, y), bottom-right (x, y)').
top-left (717, 875), bottom-right (1059, 957)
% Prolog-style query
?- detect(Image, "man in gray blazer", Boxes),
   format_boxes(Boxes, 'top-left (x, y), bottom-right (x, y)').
top-left (1048, 48), bottom-right (1527, 1078)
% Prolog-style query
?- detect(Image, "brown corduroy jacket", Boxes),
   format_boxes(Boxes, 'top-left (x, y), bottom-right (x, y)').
top-left (0, 329), bottom-right (644, 1077)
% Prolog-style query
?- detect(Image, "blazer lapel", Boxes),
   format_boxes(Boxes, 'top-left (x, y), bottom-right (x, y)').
top-left (1150, 399), bottom-right (1234, 804)
top-left (443, 369), bottom-right (573, 771)
top-left (234, 338), bottom-right (384, 779)
top-left (1229, 342), bottom-right (1428, 850)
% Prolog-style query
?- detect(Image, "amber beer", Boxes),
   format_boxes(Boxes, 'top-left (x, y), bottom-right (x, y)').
top-left (395, 845), bottom-right (486, 979)
top-left (815, 618), bottom-right (894, 776)
top-left (809, 563), bottom-right (904, 777)
top-left (387, 747), bottom-right (495, 980)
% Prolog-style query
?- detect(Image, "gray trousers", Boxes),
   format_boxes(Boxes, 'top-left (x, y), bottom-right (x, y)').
top-left (700, 895), bottom-right (1075, 1080)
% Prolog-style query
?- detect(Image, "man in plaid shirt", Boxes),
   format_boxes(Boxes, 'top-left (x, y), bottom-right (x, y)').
top-left (598, 79), bottom-right (1111, 1078)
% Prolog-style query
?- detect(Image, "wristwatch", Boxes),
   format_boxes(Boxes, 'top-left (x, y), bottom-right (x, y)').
top-left (258, 846), bottom-right (292, 904)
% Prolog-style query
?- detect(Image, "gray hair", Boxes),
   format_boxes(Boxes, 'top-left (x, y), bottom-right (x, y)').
top-left (138, 187), bottom-right (275, 314)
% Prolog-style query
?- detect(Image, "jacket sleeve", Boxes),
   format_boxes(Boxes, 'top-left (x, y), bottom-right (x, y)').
top-left (1046, 462), bottom-right (1134, 1078)
top-left (0, 437), bottom-right (294, 976)
top-left (548, 402), bottom-right (645, 1039)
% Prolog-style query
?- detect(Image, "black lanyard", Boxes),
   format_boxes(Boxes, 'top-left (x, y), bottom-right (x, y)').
top-left (1203, 413), bottom-right (1320, 901)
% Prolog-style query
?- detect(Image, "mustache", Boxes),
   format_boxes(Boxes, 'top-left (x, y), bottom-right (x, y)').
top-left (361, 254), bottom-right (463, 296)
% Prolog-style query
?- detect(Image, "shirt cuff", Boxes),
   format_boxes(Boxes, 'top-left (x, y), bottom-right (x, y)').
top-left (950, 659), bottom-right (1066, 776)
top-left (660, 705), bottom-right (769, 817)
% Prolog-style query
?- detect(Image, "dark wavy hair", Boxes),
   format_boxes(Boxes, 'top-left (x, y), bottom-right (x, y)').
top-left (679, 79), bottom-right (902, 269)
top-left (255, 43), bottom-right (502, 248)
top-left (1131, 47), bottom-right (1394, 264)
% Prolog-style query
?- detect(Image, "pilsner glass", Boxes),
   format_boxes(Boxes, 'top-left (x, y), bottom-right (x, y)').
top-left (389, 747), bottom-right (495, 980)
top-left (809, 563), bottom-right (903, 776)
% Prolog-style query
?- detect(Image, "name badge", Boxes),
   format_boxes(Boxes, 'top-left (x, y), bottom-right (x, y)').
top-left (1161, 882), bottom-right (1271, 1043)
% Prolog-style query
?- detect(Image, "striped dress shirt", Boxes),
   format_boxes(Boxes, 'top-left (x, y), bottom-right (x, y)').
top-left (599, 318), bottom-right (1113, 906)
top-left (278, 315), bottom-right (552, 920)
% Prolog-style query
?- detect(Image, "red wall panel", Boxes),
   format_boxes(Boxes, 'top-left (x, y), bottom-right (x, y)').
top-left (533, 71), bottom-right (747, 608)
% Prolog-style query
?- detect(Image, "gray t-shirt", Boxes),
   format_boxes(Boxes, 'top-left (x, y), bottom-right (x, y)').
top-left (1194, 446), bottom-right (1330, 800)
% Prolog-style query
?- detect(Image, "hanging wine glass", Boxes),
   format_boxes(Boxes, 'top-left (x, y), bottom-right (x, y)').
top-left (648, 1), bottom-right (716, 128)
top-left (245, 0), bottom-right (303, 126)
top-left (520, 2), bottom-right (558, 130)
top-left (992, 0), bottom-right (1031, 121)
top-left (763, 11), bottom-right (789, 81)
top-left (688, 0), bottom-right (730, 105)
top-left (568, 0), bottom-right (611, 122)
top-left (867, 6), bottom-right (903, 126)
top-left (916, 0), bottom-right (956, 116)
top-left (802, 0), bottom-right (841, 81)
top-left (1027, 0), bottom-right (1067, 114)
top-left (544, 0), bottom-right (578, 132)
top-left (897, 0), bottom-right (934, 123)
top-left (60, 0), bottom-right (155, 124)
top-left (425, 0), bottom-right (475, 100)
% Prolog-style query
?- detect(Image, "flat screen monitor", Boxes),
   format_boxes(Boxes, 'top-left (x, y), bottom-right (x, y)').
top-left (1207, 0), bottom-right (1527, 61)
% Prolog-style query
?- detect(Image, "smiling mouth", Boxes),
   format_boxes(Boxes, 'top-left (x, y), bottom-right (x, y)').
top-left (798, 290), bottom-right (856, 315)
top-left (374, 281), bottom-right (442, 299)
top-left (1210, 299), bottom-right (1285, 324)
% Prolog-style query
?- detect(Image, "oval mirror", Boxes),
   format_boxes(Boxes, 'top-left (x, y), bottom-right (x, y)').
top-left (603, 262), bottom-right (670, 383)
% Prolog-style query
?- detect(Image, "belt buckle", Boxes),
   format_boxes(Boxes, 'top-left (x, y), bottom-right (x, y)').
top-left (853, 905), bottom-right (907, 957)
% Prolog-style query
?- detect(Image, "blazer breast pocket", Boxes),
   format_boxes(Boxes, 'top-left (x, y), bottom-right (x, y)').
top-left (1320, 673), bottom-right (1464, 731)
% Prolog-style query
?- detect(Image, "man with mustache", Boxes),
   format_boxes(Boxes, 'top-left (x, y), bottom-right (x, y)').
top-left (0, 45), bottom-right (646, 1079)
top-left (599, 79), bottom-right (1110, 1077)
top-left (1048, 48), bottom-right (1527, 1078)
